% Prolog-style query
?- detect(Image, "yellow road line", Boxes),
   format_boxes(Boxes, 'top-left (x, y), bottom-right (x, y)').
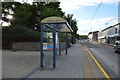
top-left (85, 47), bottom-right (111, 80)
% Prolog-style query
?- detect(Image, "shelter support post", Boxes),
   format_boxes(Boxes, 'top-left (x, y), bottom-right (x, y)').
top-left (65, 32), bottom-right (68, 55)
top-left (53, 24), bottom-right (56, 68)
top-left (40, 25), bottom-right (44, 69)
top-left (59, 42), bottom-right (61, 55)
top-left (59, 34), bottom-right (61, 55)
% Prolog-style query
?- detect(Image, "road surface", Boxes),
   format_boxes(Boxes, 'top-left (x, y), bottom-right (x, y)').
top-left (81, 41), bottom-right (120, 79)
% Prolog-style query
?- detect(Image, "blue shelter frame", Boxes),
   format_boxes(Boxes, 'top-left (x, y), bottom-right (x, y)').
top-left (40, 17), bottom-right (73, 69)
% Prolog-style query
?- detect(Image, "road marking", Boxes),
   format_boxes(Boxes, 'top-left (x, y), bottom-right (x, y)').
top-left (85, 47), bottom-right (111, 80)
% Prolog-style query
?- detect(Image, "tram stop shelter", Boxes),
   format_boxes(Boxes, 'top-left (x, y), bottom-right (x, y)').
top-left (40, 16), bottom-right (73, 69)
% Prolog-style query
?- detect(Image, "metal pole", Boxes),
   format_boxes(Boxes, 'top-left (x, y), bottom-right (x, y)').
top-left (59, 42), bottom-right (61, 55)
top-left (53, 24), bottom-right (56, 68)
top-left (40, 24), bottom-right (44, 69)
top-left (59, 33), bottom-right (61, 55)
top-left (65, 32), bottom-right (68, 55)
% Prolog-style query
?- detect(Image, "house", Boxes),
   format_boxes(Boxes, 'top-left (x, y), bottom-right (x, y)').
top-left (88, 32), bottom-right (92, 41)
top-left (88, 31), bottom-right (99, 42)
top-left (98, 23), bottom-right (120, 44)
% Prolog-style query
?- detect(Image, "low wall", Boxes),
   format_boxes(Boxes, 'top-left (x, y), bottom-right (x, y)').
top-left (12, 42), bottom-right (66, 51)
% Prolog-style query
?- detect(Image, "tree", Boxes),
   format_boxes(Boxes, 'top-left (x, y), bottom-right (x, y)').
top-left (63, 14), bottom-right (79, 43)
top-left (32, 2), bottom-right (65, 31)
top-left (2, 2), bottom-right (64, 31)
top-left (2, 2), bottom-right (21, 24)
top-left (79, 35), bottom-right (88, 40)
top-left (2, 2), bottom-right (78, 45)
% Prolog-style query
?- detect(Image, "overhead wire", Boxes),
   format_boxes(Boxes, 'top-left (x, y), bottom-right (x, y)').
top-left (88, 0), bottom-right (103, 26)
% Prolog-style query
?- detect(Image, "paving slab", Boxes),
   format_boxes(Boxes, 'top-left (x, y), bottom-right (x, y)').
top-left (29, 44), bottom-right (105, 78)
top-left (2, 50), bottom-right (39, 78)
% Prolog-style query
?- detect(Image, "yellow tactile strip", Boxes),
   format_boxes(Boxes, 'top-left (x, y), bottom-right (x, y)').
top-left (85, 47), bottom-right (111, 80)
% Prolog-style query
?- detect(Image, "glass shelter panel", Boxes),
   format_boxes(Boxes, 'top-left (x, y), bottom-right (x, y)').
top-left (42, 25), bottom-right (53, 68)
top-left (42, 24), bottom-right (60, 68)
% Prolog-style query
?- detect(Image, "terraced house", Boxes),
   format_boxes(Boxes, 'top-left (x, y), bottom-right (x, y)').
top-left (88, 31), bottom-right (99, 42)
top-left (98, 23), bottom-right (120, 44)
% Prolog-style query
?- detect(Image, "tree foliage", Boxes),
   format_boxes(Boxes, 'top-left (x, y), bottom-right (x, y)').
top-left (2, 2), bottom-right (64, 30)
top-left (2, 24), bottom-right (40, 49)
top-left (2, 2), bottom-right (79, 43)
top-left (64, 14), bottom-right (78, 38)
top-left (79, 35), bottom-right (88, 40)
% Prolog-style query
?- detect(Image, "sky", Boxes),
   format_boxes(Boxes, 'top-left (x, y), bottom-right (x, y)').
top-left (59, 0), bottom-right (119, 35)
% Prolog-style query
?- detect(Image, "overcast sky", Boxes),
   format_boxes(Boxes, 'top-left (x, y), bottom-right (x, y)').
top-left (59, 0), bottom-right (119, 35)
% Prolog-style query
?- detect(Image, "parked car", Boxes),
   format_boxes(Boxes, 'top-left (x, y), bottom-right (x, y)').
top-left (114, 41), bottom-right (120, 53)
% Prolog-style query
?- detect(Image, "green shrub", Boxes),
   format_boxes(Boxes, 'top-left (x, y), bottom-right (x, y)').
top-left (3, 25), bottom-right (40, 38)
top-left (2, 24), bottom-right (40, 49)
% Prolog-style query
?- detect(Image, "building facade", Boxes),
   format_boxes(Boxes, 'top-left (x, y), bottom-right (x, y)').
top-left (98, 23), bottom-right (120, 44)
top-left (88, 32), bottom-right (92, 41)
top-left (88, 31), bottom-right (99, 42)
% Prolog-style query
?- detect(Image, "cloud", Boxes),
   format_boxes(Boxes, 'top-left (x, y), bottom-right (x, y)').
top-left (59, 0), bottom-right (119, 11)
top-left (77, 17), bottom-right (118, 35)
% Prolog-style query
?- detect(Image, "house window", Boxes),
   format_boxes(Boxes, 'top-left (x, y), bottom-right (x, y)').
top-left (115, 28), bottom-right (117, 34)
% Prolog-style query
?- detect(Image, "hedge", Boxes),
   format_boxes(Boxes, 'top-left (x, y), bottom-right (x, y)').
top-left (2, 24), bottom-right (40, 49)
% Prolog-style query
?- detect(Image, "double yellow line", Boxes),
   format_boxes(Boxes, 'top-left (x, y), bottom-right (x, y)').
top-left (85, 46), bottom-right (111, 80)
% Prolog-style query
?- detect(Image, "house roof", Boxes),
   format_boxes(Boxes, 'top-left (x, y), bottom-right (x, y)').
top-left (102, 23), bottom-right (120, 32)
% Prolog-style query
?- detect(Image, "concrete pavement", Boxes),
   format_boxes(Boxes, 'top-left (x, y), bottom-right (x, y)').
top-left (2, 50), bottom-right (39, 78)
top-left (2, 43), bottom-right (106, 79)
top-left (28, 43), bottom-right (105, 78)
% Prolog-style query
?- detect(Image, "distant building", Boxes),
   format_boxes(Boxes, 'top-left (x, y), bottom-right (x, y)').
top-left (98, 23), bottom-right (120, 44)
top-left (88, 32), bottom-right (92, 41)
top-left (88, 31), bottom-right (99, 42)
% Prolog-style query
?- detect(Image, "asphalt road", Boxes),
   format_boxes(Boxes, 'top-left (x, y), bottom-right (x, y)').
top-left (81, 41), bottom-right (120, 79)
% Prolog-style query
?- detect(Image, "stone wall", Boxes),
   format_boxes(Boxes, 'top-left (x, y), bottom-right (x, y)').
top-left (12, 42), bottom-right (67, 51)
top-left (12, 42), bottom-right (40, 51)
